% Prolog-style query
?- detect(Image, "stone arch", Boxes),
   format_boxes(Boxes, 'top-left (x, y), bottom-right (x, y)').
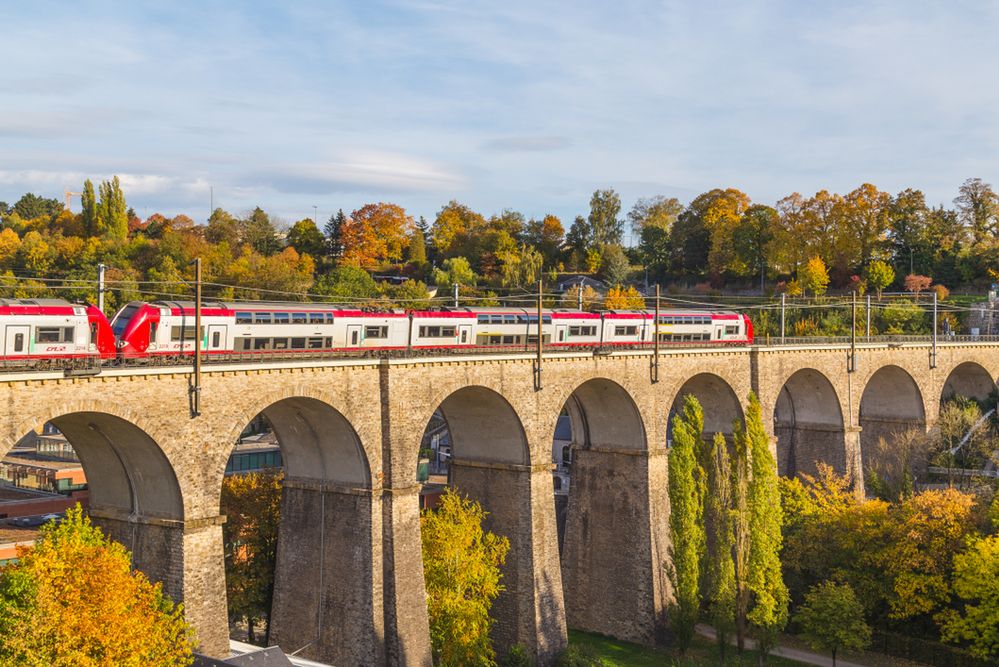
top-left (859, 365), bottom-right (926, 473)
top-left (668, 372), bottom-right (744, 441)
top-left (773, 369), bottom-right (847, 477)
top-left (215, 392), bottom-right (379, 665)
top-left (941, 361), bottom-right (997, 404)
top-left (432, 385), bottom-right (531, 466)
top-left (559, 378), bottom-right (666, 645)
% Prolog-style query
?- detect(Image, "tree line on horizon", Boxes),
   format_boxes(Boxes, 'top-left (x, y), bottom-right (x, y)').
top-left (1, 177), bottom-right (998, 314)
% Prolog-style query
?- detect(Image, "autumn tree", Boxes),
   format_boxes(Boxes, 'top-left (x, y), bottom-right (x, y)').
top-left (422, 488), bottom-right (510, 667)
top-left (603, 285), bottom-right (644, 309)
top-left (628, 195), bottom-right (683, 239)
top-left (561, 284), bottom-right (600, 310)
top-left (667, 395), bottom-right (706, 652)
top-left (671, 190), bottom-right (723, 277)
top-left (744, 392), bottom-right (788, 656)
top-left (904, 273), bottom-right (932, 294)
top-left (864, 260), bottom-right (895, 298)
top-left (221, 470), bottom-right (283, 644)
top-left (341, 203), bottom-right (413, 269)
top-left (588, 188), bottom-right (624, 247)
top-left (954, 177), bottom-right (999, 244)
top-left (285, 218), bottom-right (326, 259)
top-left (939, 535), bottom-right (999, 659)
top-left (0, 229), bottom-right (21, 269)
top-left (523, 214), bottom-right (565, 267)
top-left (841, 184), bottom-right (891, 271)
top-left (432, 201), bottom-right (486, 257)
top-left (733, 204), bottom-right (778, 289)
top-left (703, 188), bottom-right (752, 278)
top-left (0, 505), bottom-right (194, 666)
top-left (799, 256), bottom-right (830, 297)
top-left (796, 581), bottom-right (871, 667)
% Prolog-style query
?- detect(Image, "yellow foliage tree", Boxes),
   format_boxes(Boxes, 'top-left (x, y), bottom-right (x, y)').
top-left (0, 228), bottom-right (20, 269)
top-left (604, 285), bottom-right (645, 309)
top-left (561, 284), bottom-right (600, 310)
top-left (799, 256), bottom-right (830, 297)
top-left (421, 489), bottom-right (510, 667)
top-left (341, 202), bottom-right (413, 269)
top-left (0, 505), bottom-right (194, 666)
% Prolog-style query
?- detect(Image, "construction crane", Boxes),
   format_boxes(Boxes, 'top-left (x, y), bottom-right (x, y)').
top-left (64, 190), bottom-right (81, 212)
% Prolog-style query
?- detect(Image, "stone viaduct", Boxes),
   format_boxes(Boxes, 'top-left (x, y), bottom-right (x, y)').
top-left (1, 340), bottom-right (997, 665)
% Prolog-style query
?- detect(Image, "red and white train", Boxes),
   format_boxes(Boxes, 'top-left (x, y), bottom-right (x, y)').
top-left (0, 298), bottom-right (753, 367)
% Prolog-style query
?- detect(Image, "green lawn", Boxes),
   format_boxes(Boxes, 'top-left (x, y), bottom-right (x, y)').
top-left (567, 630), bottom-right (809, 667)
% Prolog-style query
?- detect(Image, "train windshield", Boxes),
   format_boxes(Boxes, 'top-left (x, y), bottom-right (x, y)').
top-left (111, 305), bottom-right (139, 336)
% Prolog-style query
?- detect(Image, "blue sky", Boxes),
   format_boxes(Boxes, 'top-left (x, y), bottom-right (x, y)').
top-left (2, 1), bottom-right (998, 233)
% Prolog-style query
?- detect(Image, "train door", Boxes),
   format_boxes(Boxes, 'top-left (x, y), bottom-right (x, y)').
top-left (458, 325), bottom-right (472, 346)
top-left (208, 325), bottom-right (227, 351)
top-left (714, 324), bottom-right (724, 341)
top-left (4, 325), bottom-right (29, 356)
top-left (346, 324), bottom-right (362, 347)
top-left (556, 324), bottom-right (567, 343)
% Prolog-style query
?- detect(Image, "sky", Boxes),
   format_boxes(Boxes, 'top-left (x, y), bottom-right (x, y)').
top-left (2, 0), bottom-right (998, 234)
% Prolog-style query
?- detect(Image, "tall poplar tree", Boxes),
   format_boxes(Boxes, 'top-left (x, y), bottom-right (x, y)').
top-left (745, 392), bottom-right (789, 659)
top-left (705, 432), bottom-right (736, 657)
top-left (97, 176), bottom-right (128, 240)
top-left (667, 395), bottom-right (706, 652)
top-left (80, 179), bottom-right (98, 237)
top-left (732, 420), bottom-right (751, 652)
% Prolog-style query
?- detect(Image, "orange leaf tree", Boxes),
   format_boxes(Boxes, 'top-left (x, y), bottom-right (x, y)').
top-left (341, 203), bottom-right (413, 269)
top-left (0, 504), bottom-right (194, 666)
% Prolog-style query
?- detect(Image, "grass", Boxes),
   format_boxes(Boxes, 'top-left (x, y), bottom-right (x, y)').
top-left (567, 630), bottom-right (809, 667)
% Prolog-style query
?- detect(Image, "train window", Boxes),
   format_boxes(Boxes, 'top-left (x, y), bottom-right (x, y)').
top-left (307, 337), bottom-right (324, 349)
top-left (35, 327), bottom-right (74, 343)
top-left (725, 326), bottom-right (739, 335)
top-left (149, 321), bottom-right (158, 341)
top-left (212, 332), bottom-right (221, 347)
top-left (309, 313), bottom-right (325, 324)
top-left (568, 325), bottom-right (596, 337)
top-left (503, 335), bottom-right (516, 344)
top-left (325, 337), bottom-right (333, 347)
top-left (350, 330), bottom-right (359, 345)
top-left (13, 333), bottom-right (23, 352)
top-left (253, 338), bottom-right (270, 349)
top-left (275, 313), bottom-right (290, 324)
top-left (236, 338), bottom-right (250, 351)
top-left (700, 316), bottom-right (711, 325)
top-left (291, 338), bottom-right (306, 349)
top-left (325, 313), bottom-right (335, 324)
top-left (273, 338), bottom-right (289, 349)
top-left (253, 313), bottom-right (272, 324)
top-left (614, 326), bottom-right (638, 336)
top-left (526, 335), bottom-right (550, 344)
top-left (477, 315), bottom-right (489, 324)
top-left (365, 326), bottom-right (388, 339)
top-left (170, 326), bottom-right (203, 341)
top-left (292, 313), bottom-right (308, 324)
top-left (235, 312), bottom-right (252, 324)
top-left (419, 326), bottom-right (456, 338)
top-left (504, 315), bottom-right (516, 324)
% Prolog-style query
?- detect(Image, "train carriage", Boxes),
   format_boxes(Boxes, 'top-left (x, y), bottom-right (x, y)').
top-left (0, 299), bottom-right (115, 365)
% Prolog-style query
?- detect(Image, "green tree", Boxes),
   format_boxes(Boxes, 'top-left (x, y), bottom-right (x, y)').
top-left (588, 189), bottom-right (624, 247)
top-left (628, 195), bottom-right (683, 239)
top-left (0, 505), bottom-right (194, 666)
top-left (221, 470), bottom-right (283, 645)
top-left (667, 395), bottom-right (706, 652)
top-left (939, 535), bottom-right (999, 659)
top-left (799, 256), bottom-right (830, 297)
top-left (243, 207), bottom-right (280, 256)
top-left (205, 208), bottom-right (241, 247)
top-left (433, 257), bottom-right (478, 291)
top-left (523, 214), bottom-right (565, 268)
top-left (705, 432), bottom-right (736, 656)
top-left (81, 179), bottom-right (98, 237)
top-left (598, 244), bottom-right (630, 285)
top-left (864, 260), bottom-right (895, 298)
top-left (565, 216), bottom-right (593, 269)
top-left (796, 581), bottom-right (871, 667)
top-left (97, 176), bottom-right (128, 240)
top-left (11, 192), bottom-right (62, 221)
top-left (422, 488), bottom-right (510, 667)
top-left (313, 265), bottom-right (379, 300)
top-left (324, 209), bottom-right (347, 264)
top-left (744, 392), bottom-right (789, 657)
top-left (408, 227), bottom-right (428, 266)
top-left (954, 177), bottom-right (999, 244)
top-left (285, 218), bottom-right (326, 259)
top-left (732, 419), bottom-right (751, 652)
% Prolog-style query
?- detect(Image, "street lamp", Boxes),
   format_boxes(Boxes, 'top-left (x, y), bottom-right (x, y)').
top-left (313, 205), bottom-right (318, 225)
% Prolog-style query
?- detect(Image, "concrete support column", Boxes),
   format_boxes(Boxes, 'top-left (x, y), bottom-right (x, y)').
top-left (268, 478), bottom-right (385, 666)
top-left (844, 425), bottom-right (865, 497)
top-left (91, 508), bottom-right (230, 657)
top-left (450, 459), bottom-right (567, 665)
top-left (774, 422), bottom-right (848, 478)
top-left (560, 446), bottom-right (669, 645)
top-left (381, 484), bottom-right (434, 667)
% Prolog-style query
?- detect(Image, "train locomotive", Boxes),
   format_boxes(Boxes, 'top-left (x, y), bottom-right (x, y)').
top-left (0, 297), bottom-right (753, 368)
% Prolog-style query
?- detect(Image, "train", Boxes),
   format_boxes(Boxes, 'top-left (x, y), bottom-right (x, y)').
top-left (0, 298), bottom-right (753, 367)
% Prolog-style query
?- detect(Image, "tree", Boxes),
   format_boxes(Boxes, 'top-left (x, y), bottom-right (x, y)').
top-left (744, 392), bottom-right (789, 657)
top-left (588, 189), bottom-right (624, 247)
top-left (939, 535), bottom-right (999, 659)
top-left (242, 207), bottom-right (280, 256)
top-left (864, 260), bottom-right (895, 298)
top-left (407, 228), bottom-right (428, 266)
top-left (0, 504), bottom-right (194, 666)
top-left (888, 189), bottom-right (930, 276)
top-left (422, 488), bottom-right (510, 667)
top-left (842, 184), bottom-right (891, 271)
top-left (598, 244), bottom-right (630, 284)
top-left (799, 256), bottom-right (830, 297)
top-left (313, 265), bottom-right (379, 300)
top-left (523, 214), bottom-right (565, 267)
top-left (704, 189), bottom-right (752, 278)
top-left (205, 208), bottom-right (241, 247)
top-left (796, 581), bottom-right (871, 667)
top-left (671, 190), bottom-right (718, 277)
top-left (97, 176), bottom-right (128, 240)
top-left (667, 395), bottom-right (706, 653)
top-left (565, 215), bottom-right (593, 269)
top-left (342, 203), bottom-right (413, 269)
top-left (954, 177), bottom-right (999, 244)
top-left (705, 432), bottom-right (736, 656)
top-left (0, 229), bottom-right (21, 269)
top-left (81, 179), bottom-right (98, 237)
top-left (604, 285), bottom-right (644, 309)
top-left (628, 195), bottom-right (683, 238)
top-left (561, 284), bottom-right (600, 310)
top-left (11, 192), bottom-right (62, 221)
top-left (324, 209), bottom-right (347, 264)
top-left (285, 218), bottom-right (326, 259)
top-left (904, 273), bottom-right (932, 294)
top-left (733, 204), bottom-right (778, 288)
top-left (732, 419), bottom-right (751, 652)
top-left (432, 201), bottom-right (486, 257)
top-left (433, 257), bottom-right (477, 291)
